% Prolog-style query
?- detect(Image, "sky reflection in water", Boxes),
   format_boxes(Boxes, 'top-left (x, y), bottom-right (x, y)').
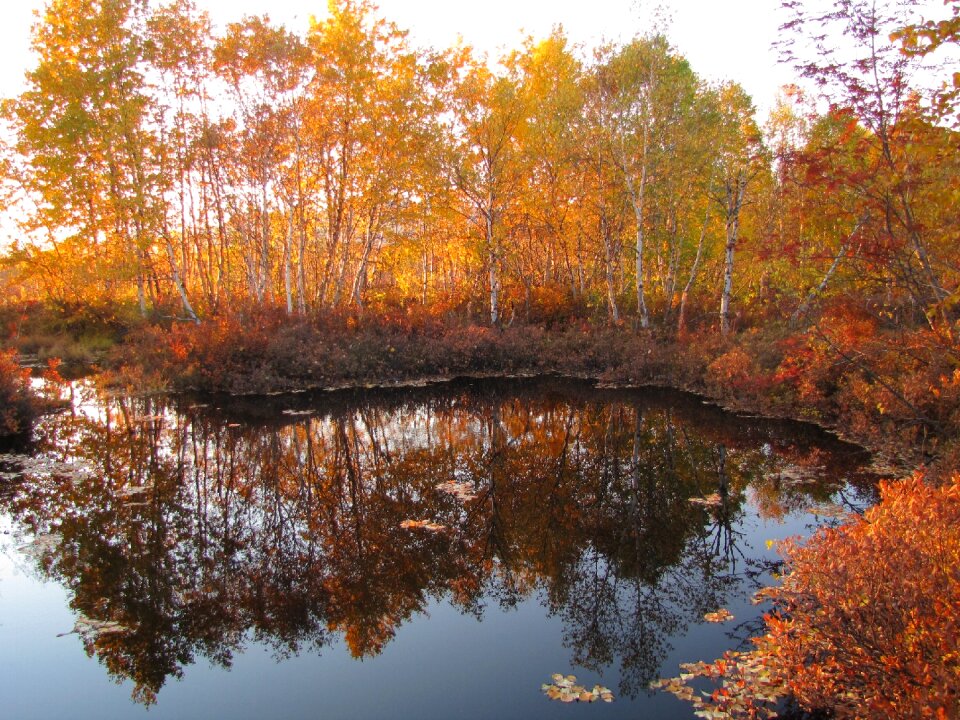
top-left (0, 378), bottom-right (878, 719)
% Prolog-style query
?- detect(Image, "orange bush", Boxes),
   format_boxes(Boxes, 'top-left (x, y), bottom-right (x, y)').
top-left (0, 349), bottom-right (35, 436)
top-left (658, 473), bottom-right (960, 718)
top-left (767, 473), bottom-right (960, 718)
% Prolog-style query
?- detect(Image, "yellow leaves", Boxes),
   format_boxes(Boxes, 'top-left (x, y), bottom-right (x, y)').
top-left (541, 674), bottom-right (613, 703)
top-left (704, 608), bottom-right (734, 623)
top-left (649, 676), bottom-right (696, 701)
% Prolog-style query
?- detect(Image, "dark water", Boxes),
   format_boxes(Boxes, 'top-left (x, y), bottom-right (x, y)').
top-left (0, 377), bottom-right (877, 719)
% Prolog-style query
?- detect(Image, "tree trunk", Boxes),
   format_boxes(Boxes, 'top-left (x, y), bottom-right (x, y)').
top-left (284, 205), bottom-right (294, 316)
top-left (625, 124), bottom-right (651, 329)
top-left (791, 214), bottom-right (867, 324)
top-left (603, 217), bottom-right (620, 324)
top-left (486, 205), bottom-right (499, 326)
top-left (720, 176), bottom-right (746, 336)
top-left (678, 209), bottom-right (709, 334)
top-left (164, 231), bottom-right (198, 322)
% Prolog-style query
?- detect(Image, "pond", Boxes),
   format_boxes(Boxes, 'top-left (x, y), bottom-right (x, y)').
top-left (0, 377), bottom-right (878, 719)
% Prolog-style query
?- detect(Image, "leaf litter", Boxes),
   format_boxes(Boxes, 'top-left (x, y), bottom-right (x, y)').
top-left (703, 608), bottom-right (734, 623)
top-left (541, 674), bottom-right (613, 703)
top-left (399, 519), bottom-right (446, 532)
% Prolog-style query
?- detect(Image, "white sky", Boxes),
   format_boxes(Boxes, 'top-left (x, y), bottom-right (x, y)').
top-left (1, 0), bottom-right (795, 118)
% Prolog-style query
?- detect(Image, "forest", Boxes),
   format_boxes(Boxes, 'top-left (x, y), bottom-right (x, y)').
top-left (0, 0), bottom-right (959, 717)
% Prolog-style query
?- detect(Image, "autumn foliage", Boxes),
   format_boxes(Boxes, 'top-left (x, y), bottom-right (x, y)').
top-left (660, 473), bottom-right (960, 718)
top-left (770, 473), bottom-right (960, 717)
top-left (0, 350), bottom-right (34, 436)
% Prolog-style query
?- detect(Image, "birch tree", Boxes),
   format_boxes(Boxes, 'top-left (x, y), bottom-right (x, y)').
top-left (440, 51), bottom-right (527, 326)
top-left (5, 0), bottom-right (160, 315)
top-left (711, 83), bottom-right (766, 336)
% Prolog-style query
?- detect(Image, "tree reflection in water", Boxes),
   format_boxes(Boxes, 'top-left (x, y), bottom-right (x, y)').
top-left (0, 378), bottom-right (876, 705)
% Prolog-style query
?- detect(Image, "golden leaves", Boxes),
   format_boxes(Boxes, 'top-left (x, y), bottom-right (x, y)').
top-left (703, 608), bottom-right (734, 623)
top-left (399, 519), bottom-right (446, 532)
top-left (541, 674), bottom-right (614, 703)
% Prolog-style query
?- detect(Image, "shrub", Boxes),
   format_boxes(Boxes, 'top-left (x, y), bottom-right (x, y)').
top-left (768, 473), bottom-right (960, 717)
top-left (657, 473), bottom-right (960, 719)
top-left (0, 349), bottom-right (35, 436)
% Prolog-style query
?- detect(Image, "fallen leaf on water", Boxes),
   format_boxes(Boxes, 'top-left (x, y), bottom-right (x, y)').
top-left (399, 519), bottom-right (446, 532)
top-left (751, 586), bottom-right (778, 605)
top-left (116, 485), bottom-right (153, 499)
top-left (704, 608), bottom-right (734, 623)
top-left (17, 533), bottom-right (62, 560)
top-left (541, 674), bottom-right (614, 703)
top-left (58, 614), bottom-right (132, 640)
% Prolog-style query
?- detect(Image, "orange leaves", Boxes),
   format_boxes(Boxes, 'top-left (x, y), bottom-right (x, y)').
top-left (703, 608), bottom-right (734, 623)
top-left (0, 349), bottom-right (36, 436)
top-left (656, 471), bottom-right (960, 718)
top-left (689, 493), bottom-right (724, 508)
top-left (434, 480), bottom-right (477, 502)
top-left (399, 519), bottom-right (446, 532)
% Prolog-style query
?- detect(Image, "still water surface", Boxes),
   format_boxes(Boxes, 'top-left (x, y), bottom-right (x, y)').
top-left (0, 378), bottom-right (877, 719)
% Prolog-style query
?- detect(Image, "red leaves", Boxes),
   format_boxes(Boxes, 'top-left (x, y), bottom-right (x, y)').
top-left (0, 349), bottom-right (36, 436)
top-left (657, 472), bottom-right (960, 718)
top-left (769, 473), bottom-right (960, 716)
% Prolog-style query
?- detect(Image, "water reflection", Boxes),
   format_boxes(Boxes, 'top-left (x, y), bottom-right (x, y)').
top-left (0, 379), bottom-right (875, 706)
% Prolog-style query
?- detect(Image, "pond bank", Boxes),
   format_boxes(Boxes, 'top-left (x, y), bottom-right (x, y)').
top-left (102, 315), bottom-right (954, 477)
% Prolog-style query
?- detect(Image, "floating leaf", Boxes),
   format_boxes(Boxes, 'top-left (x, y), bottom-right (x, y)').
top-left (18, 533), bottom-right (62, 560)
top-left (751, 586), bottom-right (778, 605)
top-left (58, 614), bottom-right (132, 641)
top-left (704, 608), bottom-right (734, 623)
top-left (399, 519), bottom-right (446, 532)
top-left (116, 485), bottom-right (153, 499)
top-left (541, 675), bottom-right (614, 703)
